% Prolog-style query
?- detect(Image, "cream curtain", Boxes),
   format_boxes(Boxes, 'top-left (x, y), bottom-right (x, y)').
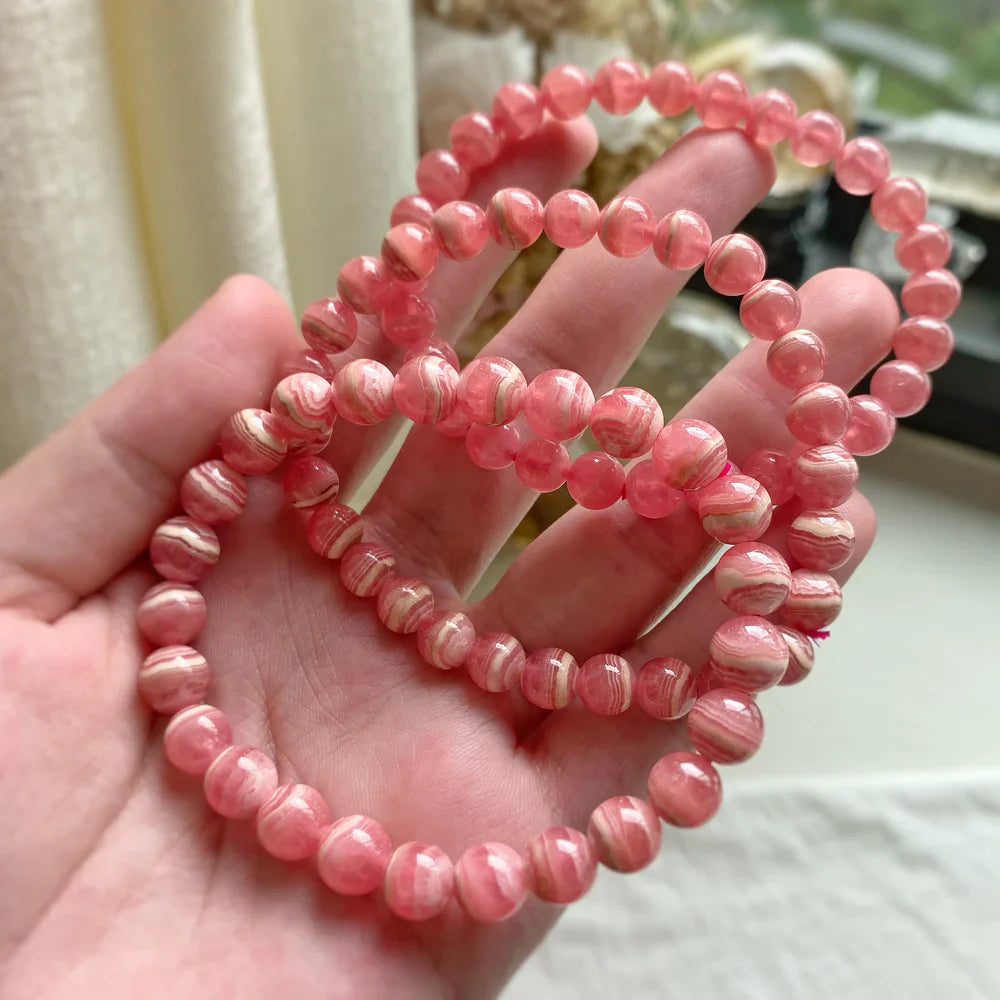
top-left (0, 0), bottom-right (417, 465)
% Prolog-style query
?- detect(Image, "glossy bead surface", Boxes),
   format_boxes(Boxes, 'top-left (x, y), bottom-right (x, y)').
top-left (870, 360), bottom-right (932, 417)
top-left (203, 745), bottom-right (278, 820)
top-left (150, 517), bottom-right (219, 583)
top-left (376, 577), bottom-right (434, 634)
top-left (528, 827), bottom-right (597, 904)
top-left (781, 569), bottom-right (843, 630)
top-left (391, 194), bottom-right (434, 228)
top-left (492, 81), bottom-right (543, 139)
top-left (567, 451), bottom-right (625, 510)
top-left (789, 109), bottom-right (845, 166)
top-left (317, 816), bottom-right (392, 896)
top-left (449, 112), bottom-right (502, 169)
top-left (590, 387), bottom-right (663, 459)
top-left (486, 188), bottom-right (545, 250)
top-left (339, 542), bottom-right (396, 597)
top-left (465, 423), bottom-right (521, 470)
top-left (458, 356), bottom-right (527, 426)
top-left (137, 582), bottom-right (207, 646)
top-left (647, 751), bottom-right (722, 827)
top-left (747, 88), bottom-right (797, 144)
top-left (138, 645), bottom-right (209, 714)
top-left (455, 843), bottom-right (528, 923)
top-left (540, 64), bottom-right (593, 119)
top-left (393, 355), bottom-right (459, 425)
top-left (336, 255), bottom-right (393, 314)
top-left (219, 408), bottom-right (288, 475)
top-left (593, 58), bottom-right (646, 114)
top-left (599, 196), bottom-right (655, 257)
top-left (416, 611), bottom-right (475, 670)
top-left (653, 209), bottom-right (712, 270)
top-left (270, 372), bottom-right (335, 441)
top-left (871, 176), bottom-right (927, 232)
top-left (652, 418), bottom-right (728, 491)
top-left (901, 268), bottom-right (961, 319)
top-left (766, 329), bottom-right (827, 389)
top-left (515, 437), bottom-right (571, 492)
top-left (786, 382), bottom-right (851, 446)
top-left (588, 796), bottom-right (661, 874)
top-left (694, 69), bottom-right (749, 129)
top-left (523, 369), bottom-right (595, 441)
top-left (834, 137), bottom-right (891, 195)
top-left (699, 474), bottom-right (773, 544)
top-left (740, 279), bottom-right (801, 341)
top-left (404, 337), bottom-right (460, 371)
top-left (381, 290), bottom-right (437, 347)
top-left (307, 503), bottom-right (363, 559)
top-left (576, 653), bottom-right (634, 716)
top-left (544, 189), bottom-right (600, 248)
top-left (792, 445), bottom-right (859, 507)
top-left (842, 395), bottom-right (896, 456)
top-left (647, 60), bottom-right (695, 115)
top-left (688, 688), bottom-right (764, 764)
top-left (635, 656), bottom-right (696, 720)
top-left (431, 201), bottom-right (489, 260)
top-left (709, 615), bottom-right (789, 692)
top-left (466, 632), bottom-right (525, 692)
top-left (778, 625), bottom-right (815, 686)
top-left (704, 233), bottom-right (766, 296)
top-left (282, 456), bottom-right (339, 509)
top-left (892, 317), bottom-right (954, 372)
top-left (415, 149), bottom-right (468, 205)
top-left (895, 222), bottom-right (951, 272)
top-left (300, 297), bottom-right (357, 353)
top-left (164, 704), bottom-right (232, 775)
top-left (714, 542), bottom-right (792, 615)
top-left (256, 784), bottom-right (331, 861)
top-left (788, 509), bottom-right (856, 571)
top-left (742, 448), bottom-right (795, 505)
top-left (521, 648), bottom-right (578, 710)
top-left (381, 223), bottom-right (438, 284)
top-left (384, 842), bottom-right (455, 921)
top-left (332, 359), bottom-right (395, 425)
top-left (625, 459), bottom-right (684, 519)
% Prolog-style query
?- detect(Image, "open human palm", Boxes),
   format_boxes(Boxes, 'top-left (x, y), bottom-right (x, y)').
top-left (0, 118), bottom-right (898, 999)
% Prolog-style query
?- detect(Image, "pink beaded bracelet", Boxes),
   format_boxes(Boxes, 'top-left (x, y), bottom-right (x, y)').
top-left (134, 59), bottom-right (959, 923)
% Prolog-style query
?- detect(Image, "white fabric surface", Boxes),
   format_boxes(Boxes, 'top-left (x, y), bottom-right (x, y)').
top-left (506, 770), bottom-right (1000, 1000)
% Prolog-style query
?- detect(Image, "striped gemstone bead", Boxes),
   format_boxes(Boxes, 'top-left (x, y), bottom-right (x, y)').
top-left (203, 746), bottom-right (278, 820)
top-left (523, 369), bottom-right (595, 441)
top-left (138, 645), bottom-right (209, 714)
top-left (652, 418), bottom-right (728, 491)
top-left (137, 581), bottom-right (207, 646)
top-left (635, 656), bottom-right (696, 720)
top-left (587, 796), bottom-right (661, 873)
top-left (687, 688), bottom-right (764, 764)
top-left (455, 843), bottom-right (528, 923)
top-left (416, 611), bottom-right (476, 670)
top-left (714, 542), bottom-right (792, 615)
top-left (528, 827), bottom-right (597, 904)
top-left (180, 460), bottom-right (247, 524)
top-left (270, 372), bottom-right (336, 441)
top-left (376, 578), bottom-right (435, 634)
top-left (300, 297), bottom-right (357, 353)
top-left (339, 542), bottom-right (396, 597)
top-left (307, 504), bottom-right (364, 559)
top-left (709, 615), bottom-right (789, 692)
top-left (331, 359), bottom-right (395, 425)
top-left (392, 355), bottom-right (459, 425)
top-left (317, 816), bottom-right (392, 896)
top-left (256, 783), bottom-right (331, 861)
top-left (219, 407), bottom-right (288, 475)
top-left (457, 356), bottom-right (527, 426)
top-left (777, 625), bottom-right (815, 685)
top-left (698, 475), bottom-right (773, 544)
top-left (787, 509), bottom-right (856, 571)
top-left (786, 382), bottom-right (852, 446)
top-left (521, 647), bottom-right (579, 710)
top-left (466, 632), bottom-right (526, 692)
top-left (647, 751), bottom-right (722, 827)
top-left (780, 569), bottom-right (843, 630)
top-left (282, 456), bottom-right (340, 509)
top-left (590, 387), bottom-right (664, 459)
top-left (163, 704), bottom-right (232, 775)
top-left (576, 654), bottom-right (634, 716)
top-left (150, 517), bottom-right (220, 583)
top-left (486, 188), bottom-right (544, 249)
top-left (792, 445), bottom-right (858, 507)
top-left (384, 843), bottom-right (455, 921)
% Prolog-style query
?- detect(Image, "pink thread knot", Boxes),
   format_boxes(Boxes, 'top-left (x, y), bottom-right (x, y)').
top-left (805, 629), bottom-right (831, 644)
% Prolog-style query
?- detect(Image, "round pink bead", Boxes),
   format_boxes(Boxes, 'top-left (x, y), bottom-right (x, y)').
top-left (384, 842), bottom-right (455, 921)
top-left (391, 194), bottom-right (434, 228)
top-left (576, 653), bottom-right (634, 716)
top-left (381, 223), bottom-right (438, 283)
top-left (871, 176), bottom-right (927, 232)
top-left (515, 437), bottom-right (571, 492)
top-left (747, 88), bottom-right (797, 145)
top-left (465, 423), bottom-right (521, 470)
top-left (317, 816), bottom-right (392, 896)
top-left (740, 279), bottom-right (802, 341)
top-left (203, 745), bottom-right (278, 820)
top-left (381, 290), bottom-right (437, 347)
top-left (766, 328), bottom-right (827, 389)
top-left (786, 381), bottom-right (851, 446)
top-left (834, 137), bottom-right (891, 195)
top-left (742, 449), bottom-right (795, 505)
top-left (688, 688), bottom-right (764, 764)
top-left (699, 474), bottom-right (773, 544)
top-left (449, 111), bottom-right (502, 170)
top-left (256, 783), bottom-right (331, 861)
top-left (710, 615), bottom-right (789, 693)
top-left (219, 408), bottom-right (288, 475)
top-left (652, 418), bottom-right (728, 491)
top-left (523, 369), bottom-right (595, 441)
top-left (788, 509), bottom-right (856, 571)
top-left (528, 827), bottom-right (597, 904)
top-left (591, 387), bottom-right (664, 459)
top-left (270, 372), bottom-right (336, 442)
top-left (715, 542), bottom-right (792, 615)
top-left (792, 445), bottom-right (859, 507)
top-left (625, 459), bottom-right (684, 519)
top-left (376, 577), bottom-right (434, 634)
top-left (544, 188), bottom-right (600, 249)
top-left (486, 188), bottom-right (545, 250)
top-left (416, 610), bottom-right (475, 670)
top-left (521, 647), bottom-right (578, 710)
top-left (307, 503), bottom-right (364, 559)
top-left (458, 356), bottom-right (526, 426)
top-left (647, 60), bottom-right (696, 115)
top-left (635, 656), bottom-right (696, 720)
top-left (587, 796), bottom-right (661, 874)
top-left (284, 348), bottom-right (335, 380)
top-left (150, 517), bottom-right (219, 583)
top-left (492, 81), bottom-right (544, 139)
top-left (404, 337), bottom-right (459, 371)
top-left (431, 201), bottom-right (489, 260)
top-left (895, 222), bottom-right (951, 272)
top-left (704, 233), bottom-right (766, 296)
top-left (567, 451), bottom-right (625, 510)
top-left (789, 109), bottom-right (845, 166)
top-left (300, 297), bottom-right (357, 353)
top-left (694, 69), bottom-right (749, 128)
top-left (163, 704), bottom-right (232, 776)
top-left (892, 317), bottom-right (954, 372)
top-left (336, 255), bottom-right (393, 315)
top-left (137, 581), bottom-right (207, 647)
top-left (901, 268), bottom-right (961, 320)
top-left (870, 360), bottom-right (933, 417)
top-left (599, 195), bottom-right (654, 257)
top-left (778, 625), bottom-right (815, 686)
top-left (593, 58), bottom-right (646, 114)
top-left (842, 394), bottom-right (896, 456)
top-left (455, 843), bottom-right (528, 923)
top-left (339, 542), bottom-right (396, 597)
top-left (138, 645), bottom-right (209, 714)
top-left (393, 355), bottom-right (459, 425)
top-left (415, 149), bottom-right (468, 206)
top-left (332, 358), bottom-right (394, 425)
top-left (781, 569), bottom-right (843, 630)
top-left (466, 632), bottom-right (525, 692)
top-left (647, 751), bottom-right (722, 827)
top-left (540, 64), bottom-right (593, 120)
top-left (282, 456), bottom-right (339, 509)
top-left (653, 209), bottom-right (712, 270)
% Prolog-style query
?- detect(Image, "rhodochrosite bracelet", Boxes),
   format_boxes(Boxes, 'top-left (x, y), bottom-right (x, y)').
top-left (134, 60), bottom-right (959, 924)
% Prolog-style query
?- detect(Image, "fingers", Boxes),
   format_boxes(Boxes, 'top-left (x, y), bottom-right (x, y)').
top-left (366, 129), bottom-right (775, 593)
top-left (0, 275), bottom-right (299, 620)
